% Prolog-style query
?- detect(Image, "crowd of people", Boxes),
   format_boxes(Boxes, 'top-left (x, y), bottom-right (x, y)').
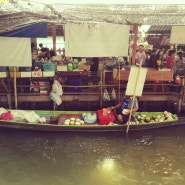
top-left (135, 44), bottom-right (185, 76)
top-left (31, 42), bottom-right (57, 63)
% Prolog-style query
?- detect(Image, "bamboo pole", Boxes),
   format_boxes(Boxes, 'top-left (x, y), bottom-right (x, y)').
top-left (126, 63), bottom-right (142, 134)
top-left (13, 67), bottom-right (18, 109)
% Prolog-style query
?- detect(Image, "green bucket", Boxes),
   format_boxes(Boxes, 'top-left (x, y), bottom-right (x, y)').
top-left (67, 63), bottom-right (73, 71)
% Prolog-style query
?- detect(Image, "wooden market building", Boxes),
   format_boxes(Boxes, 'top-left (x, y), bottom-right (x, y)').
top-left (1, 2), bottom-right (185, 114)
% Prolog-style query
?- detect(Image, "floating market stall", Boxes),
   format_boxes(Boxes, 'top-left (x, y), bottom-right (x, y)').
top-left (0, 108), bottom-right (182, 132)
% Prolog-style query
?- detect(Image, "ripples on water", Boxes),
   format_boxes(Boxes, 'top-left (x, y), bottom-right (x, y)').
top-left (0, 126), bottom-right (185, 185)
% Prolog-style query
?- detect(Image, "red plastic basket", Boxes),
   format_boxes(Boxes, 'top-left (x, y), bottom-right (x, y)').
top-left (97, 110), bottom-right (115, 125)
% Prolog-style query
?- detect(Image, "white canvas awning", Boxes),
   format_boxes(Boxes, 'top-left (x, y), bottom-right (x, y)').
top-left (65, 23), bottom-right (129, 57)
top-left (170, 26), bottom-right (185, 44)
top-left (0, 37), bottom-right (32, 67)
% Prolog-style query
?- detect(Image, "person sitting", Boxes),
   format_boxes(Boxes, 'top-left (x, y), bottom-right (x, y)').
top-left (38, 43), bottom-right (49, 59)
top-left (111, 94), bottom-right (138, 124)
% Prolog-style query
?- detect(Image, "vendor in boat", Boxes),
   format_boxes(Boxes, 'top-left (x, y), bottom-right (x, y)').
top-left (110, 94), bottom-right (138, 124)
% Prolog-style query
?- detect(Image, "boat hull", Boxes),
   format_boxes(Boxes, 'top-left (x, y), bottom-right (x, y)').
top-left (0, 110), bottom-right (184, 132)
top-left (0, 115), bottom-right (185, 132)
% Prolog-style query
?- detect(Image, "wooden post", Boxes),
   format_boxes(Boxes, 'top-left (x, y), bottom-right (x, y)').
top-left (118, 62), bottom-right (121, 102)
top-left (131, 24), bottom-right (138, 65)
top-left (13, 67), bottom-right (18, 109)
top-left (178, 77), bottom-right (185, 114)
top-left (52, 24), bottom-right (56, 52)
top-left (7, 94), bottom-right (12, 109)
top-left (100, 69), bottom-right (103, 108)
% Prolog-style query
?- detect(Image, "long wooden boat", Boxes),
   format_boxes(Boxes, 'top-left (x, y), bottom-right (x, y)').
top-left (0, 109), bottom-right (184, 132)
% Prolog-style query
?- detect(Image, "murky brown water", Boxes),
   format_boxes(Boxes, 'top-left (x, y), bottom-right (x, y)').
top-left (0, 125), bottom-right (185, 185)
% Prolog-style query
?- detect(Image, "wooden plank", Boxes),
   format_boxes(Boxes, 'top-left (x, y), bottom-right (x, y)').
top-left (17, 94), bottom-right (100, 102)
top-left (119, 69), bottom-right (173, 82)
top-left (139, 94), bottom-right (178, 101)
top-left (146, 70), bottom-right (173, 82)
top-left (119, 71), bottom-right (129, 80)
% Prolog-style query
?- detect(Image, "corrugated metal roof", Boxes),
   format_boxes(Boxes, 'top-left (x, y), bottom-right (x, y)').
top-left (148, 26), bottom-right (172, 34)
top-left (0, 1), bottom-right (185, 34)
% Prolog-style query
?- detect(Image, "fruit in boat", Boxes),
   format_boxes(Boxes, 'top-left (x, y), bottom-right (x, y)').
top-left (64, 121), bottom-right (70, 125)
top-left (145, 117), bottom-right (150, 122)
top-left (80, 120), bottom-right (85, 125)
top-left (134, 111), bottom-right (177, 124)
top-left (75, 121), bottom-right (80, 125)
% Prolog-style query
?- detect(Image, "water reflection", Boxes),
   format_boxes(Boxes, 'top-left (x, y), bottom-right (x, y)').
top-left (0, 127), bottom-right (185, 185)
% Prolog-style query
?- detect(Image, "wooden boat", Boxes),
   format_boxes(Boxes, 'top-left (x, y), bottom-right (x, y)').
top-left (0, 109), bottom-right (184, 132)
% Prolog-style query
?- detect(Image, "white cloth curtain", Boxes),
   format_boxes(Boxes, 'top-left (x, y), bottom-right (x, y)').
top-left (0, 37), bottom-right (32, 67)
top-left (170, 26), bottom-right (185, 44)
top-left (65, 23), bottom-right (130, 57)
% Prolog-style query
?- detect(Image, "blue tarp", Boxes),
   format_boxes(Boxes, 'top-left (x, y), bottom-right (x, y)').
top-left (0, 22), bottom-right (47, 38)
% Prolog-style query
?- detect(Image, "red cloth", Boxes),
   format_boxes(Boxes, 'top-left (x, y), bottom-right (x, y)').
top-left (166, 56), bottom-right (175, 70)
top-left (0, 112), bottom-right (12, 120)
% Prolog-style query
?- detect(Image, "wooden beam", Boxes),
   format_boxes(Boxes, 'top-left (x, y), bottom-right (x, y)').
top-left (131, 24), bottom-right (138, 65)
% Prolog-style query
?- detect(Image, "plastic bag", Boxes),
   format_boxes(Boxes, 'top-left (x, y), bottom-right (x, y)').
top-left (103, 88), bottom-right (110, 101)
top-left (10, 110), bottom-right (28, 121)
top-left (111, 88), bottom-right (116, 100)
top-left (50, 80), bottom-right (63, 106)
top-left (52, 80), bottom-right (63, 96)
top-left (50, 92), bottom-right (62, 105)
top-left (24, 111), bottom-right (40, 123)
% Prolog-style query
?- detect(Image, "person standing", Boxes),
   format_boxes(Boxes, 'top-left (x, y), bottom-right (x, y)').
top-left (135, 45), bottom-right (146, 67)
top-left (90, 57), bottom-right (99, 85)
top-left (166, 50), bottom-right (175, 70)
top-left (148, 49), bottom-right (158, 69)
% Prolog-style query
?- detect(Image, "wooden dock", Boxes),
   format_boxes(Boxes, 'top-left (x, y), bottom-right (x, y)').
top-left (0, 69), bottom-right (184, 114)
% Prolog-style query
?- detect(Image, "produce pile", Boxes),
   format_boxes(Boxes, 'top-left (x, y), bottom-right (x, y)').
top-left (64, 118), bottom-right (85, 126)
top-left (134, 111), bottom-right (178, 124)
top-left (62, 112), bottom-right (97, 125)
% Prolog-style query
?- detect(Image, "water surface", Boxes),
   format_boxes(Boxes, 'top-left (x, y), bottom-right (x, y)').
top-left (0, 126), bottom-right (185, 185)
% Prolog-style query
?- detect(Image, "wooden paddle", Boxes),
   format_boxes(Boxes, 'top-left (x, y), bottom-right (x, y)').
top-left (126, 62), bottom-right (142, 134)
